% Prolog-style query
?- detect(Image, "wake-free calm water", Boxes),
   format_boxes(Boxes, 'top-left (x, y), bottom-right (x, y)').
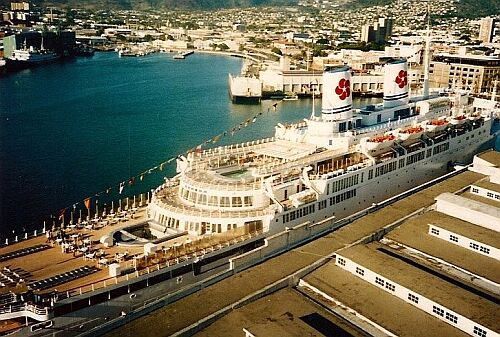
top-left (3, 51), bottom-right (460, 237)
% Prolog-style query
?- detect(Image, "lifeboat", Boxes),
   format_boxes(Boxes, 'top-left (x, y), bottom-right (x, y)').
top-left (363, 134), bottom-right (396, 152)
top-left (398, 126), bottom-right (425, 141)
top-left (425, 118), bottom-right (449, 133)
top-left (468, 113), bottom-right (482, 121)
top-left (450, 115), bottom-right (467, 125)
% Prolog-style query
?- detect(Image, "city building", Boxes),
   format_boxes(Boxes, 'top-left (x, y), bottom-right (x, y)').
top-left (429, 53), bottom-right (500, 97)
top-left (361, 17), bottom-right (393, 45)
top-left (479, 17), bottom-right (497, 44)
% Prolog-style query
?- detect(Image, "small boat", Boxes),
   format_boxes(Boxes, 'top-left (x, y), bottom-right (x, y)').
top-left (425, 118), bottom-right (449, 133)
top-left (450, 115), bottom-right (467, 125)
top-left (362, 134), bottom-right (397, 153)
top-left (398, 126), bottom-right (425, 141)
top-left (173, 54), bottom-right (185, 60)
top-left (467, 113), bottom-right (482, 121)
top-left (283, 95), bottom-right (298, 101)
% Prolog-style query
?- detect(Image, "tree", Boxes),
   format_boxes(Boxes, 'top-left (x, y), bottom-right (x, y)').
top-left (218, 43), bottom-right (230, 51)
top-left (271, 47), bottom-right (282, 55)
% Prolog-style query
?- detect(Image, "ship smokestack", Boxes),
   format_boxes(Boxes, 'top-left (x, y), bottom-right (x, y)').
top-left (383, 59), bottom-right (409, 108)
top-left (322, 66), bottom-right (352, 121)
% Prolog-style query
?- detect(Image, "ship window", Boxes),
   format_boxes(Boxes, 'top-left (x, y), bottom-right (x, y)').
top-left (375, 277), bottom-right (384, 286)
top-left (472, 188), bottom-right (479, 193)
top-left (232, 196), bottom-right (242, 207)
top-left (339, 122), bottom-right (346, 132)
top-left (199, 194), bottom-right (207, 205)
top-left (368, 170), bottom-right (373, 180)
top-left (449, 235), bottom-right (458, 242)
top-left (220, 197), bottom-right (230, 207)
top-left (208, 196), bottom-right (218, 206)
top-left (244, 196), bottom-right (253, 206)
top-left (356, 267), bottom-right (364, 276)
top-left (431, 228), bottom-right (440, 235)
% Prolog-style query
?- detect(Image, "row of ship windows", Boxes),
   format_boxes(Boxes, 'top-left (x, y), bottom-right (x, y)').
top-left (344, 258), bottom-right (489, 337)
top-left (180, 188), bottom-right (253, 207)
top-left (283, 189), bottom-right (357, 224)
top-left (430, 228), bottom-right (491, 255)
top-left (471, 188), bottom-right (500, 200)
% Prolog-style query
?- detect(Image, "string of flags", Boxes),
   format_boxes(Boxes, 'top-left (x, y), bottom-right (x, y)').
top-left (54, 107), bottom-right (274, 218)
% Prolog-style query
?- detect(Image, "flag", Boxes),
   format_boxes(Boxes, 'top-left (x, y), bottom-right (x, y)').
top-left (252, 117), bottom-right (257, 123)
top-left (212, 135), bottom-right (221, 143)
top-left (160, 163), bottom-right (164, 171)
top-left (106, 188), bottom-right (111, 194)
top-left (119, 182), bottom-right (125, 194)
top-left (58, 208), bottom-right (66, 221)
top-left (140, 174), bottom-right (144, 181)
top-left (84, 198), bottom-right (91, 209)
top-left (129, 177), bottom-right (135, 186)
top-left (195, 145), bottom-right (202, 154)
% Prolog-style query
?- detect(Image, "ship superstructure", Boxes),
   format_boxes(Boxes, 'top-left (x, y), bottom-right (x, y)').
top-left (147, 59), bottom-right (496, 238)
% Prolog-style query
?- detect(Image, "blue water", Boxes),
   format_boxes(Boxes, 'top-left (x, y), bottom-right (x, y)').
top-left (0, 52), bottom-right (382, 236)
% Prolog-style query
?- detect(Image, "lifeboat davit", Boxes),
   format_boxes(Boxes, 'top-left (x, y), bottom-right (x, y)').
top-left (398, 126), bottom-right (425, 141)
top-left (450, 115), bottom-right (467, 125)
top-left (425, 118), bottom-right (449, 133)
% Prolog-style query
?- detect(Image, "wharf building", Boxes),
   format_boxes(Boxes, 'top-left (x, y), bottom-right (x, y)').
top-left (300, 150), bottom-right (500, 337)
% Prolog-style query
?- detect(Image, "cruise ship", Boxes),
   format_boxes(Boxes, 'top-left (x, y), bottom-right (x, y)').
top-left (147, 58), bottom-right (497, 238)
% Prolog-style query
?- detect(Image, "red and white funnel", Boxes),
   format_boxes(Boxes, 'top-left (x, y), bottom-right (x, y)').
top-left (383, 59), bottom-right (409, 108)
top-left (322, 67), bottom-right (352, 120)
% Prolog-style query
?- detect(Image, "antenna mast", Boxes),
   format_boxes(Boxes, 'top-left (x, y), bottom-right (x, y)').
top-left (423, 3), bottom-right (430, 98)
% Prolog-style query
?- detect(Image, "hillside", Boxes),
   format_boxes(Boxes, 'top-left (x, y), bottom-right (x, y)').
top-left (0, 0), bottom-right (298, 10)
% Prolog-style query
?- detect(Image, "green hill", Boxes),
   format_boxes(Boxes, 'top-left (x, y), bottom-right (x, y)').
top-left (0, 0), bottom-right (298, 10)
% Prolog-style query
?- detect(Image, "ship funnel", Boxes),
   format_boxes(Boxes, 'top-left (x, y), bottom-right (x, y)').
top-left (383, 59), bottom-right (409, 108)
top-left (322, 66), bottom-right (352, 120)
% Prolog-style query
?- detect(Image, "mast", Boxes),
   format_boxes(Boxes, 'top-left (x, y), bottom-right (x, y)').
top-left (422, 3), bottom-right (430, 99)
top-left (492, 80), bottom-right (498, 102)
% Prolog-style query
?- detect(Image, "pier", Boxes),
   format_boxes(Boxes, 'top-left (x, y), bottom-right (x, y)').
top-left (173, 51), bottom-right (194, 59)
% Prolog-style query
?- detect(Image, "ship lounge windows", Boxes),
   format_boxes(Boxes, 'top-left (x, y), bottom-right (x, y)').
top-left (368, 170), bottom-right (373, 180)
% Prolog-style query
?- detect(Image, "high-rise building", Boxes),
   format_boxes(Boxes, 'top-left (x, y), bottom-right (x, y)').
top-left (361, 17), bottom-right (393, 44)
top-left (478, 17), bottom-right (496, 43)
